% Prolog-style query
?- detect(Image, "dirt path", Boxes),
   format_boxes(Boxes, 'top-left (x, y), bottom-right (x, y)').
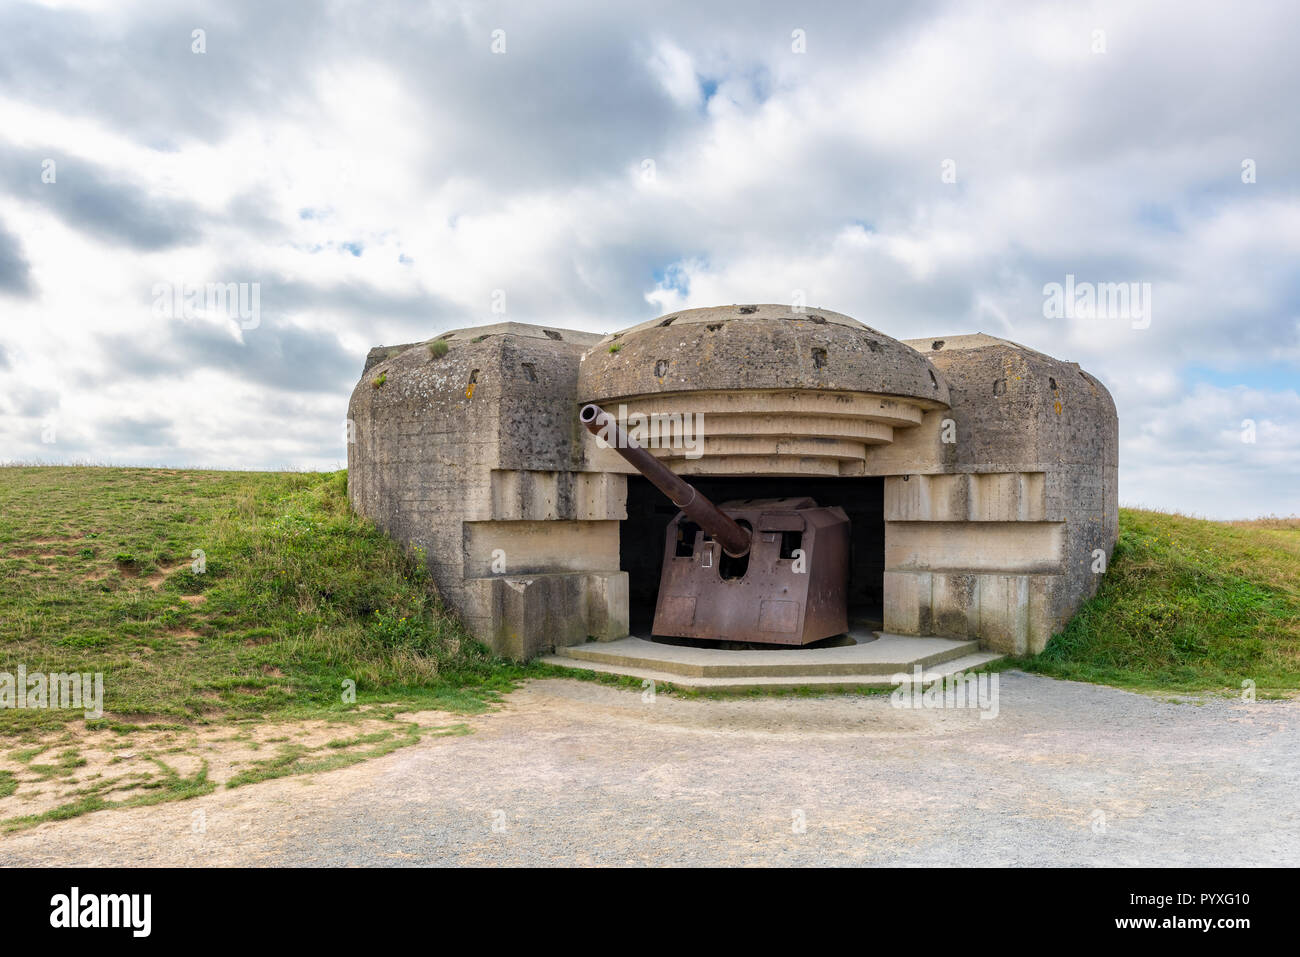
top-left (2, 672), bottom-right (1297, 866)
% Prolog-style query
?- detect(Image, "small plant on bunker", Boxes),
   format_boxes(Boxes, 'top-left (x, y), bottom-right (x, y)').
top-left (408, 545), bottom-right (430, 584)
top-left (371, 373), bottom-right (387, 388)
top-left (428, 339), bottom-right (450, 359)
top-left (608, 343), bottom-right (622, 354)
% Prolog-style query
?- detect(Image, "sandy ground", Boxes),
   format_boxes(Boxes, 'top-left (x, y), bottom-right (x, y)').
top-left (1, 671), bottom-right (1297, 866)
top-left (0, 711), bottom-right (464, 823)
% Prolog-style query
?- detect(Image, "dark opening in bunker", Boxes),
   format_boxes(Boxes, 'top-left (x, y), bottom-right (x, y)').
top-left (620, 475), bottom-right (885, 638)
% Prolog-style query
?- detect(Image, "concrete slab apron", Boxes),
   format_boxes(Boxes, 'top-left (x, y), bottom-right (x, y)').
top-left (1, 673), bottom-right (1296, 866)
top-left (542, 632), bottom-right (1004, 688)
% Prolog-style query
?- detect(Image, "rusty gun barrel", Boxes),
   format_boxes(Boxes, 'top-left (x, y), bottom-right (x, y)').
top-left (579, 403), bottom-right (750, 557)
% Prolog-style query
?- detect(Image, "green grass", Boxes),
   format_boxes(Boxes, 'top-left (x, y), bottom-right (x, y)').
top-left (223, 721), bottom-right (468, 789)
top-left (0, 466), bottom-right (531, 736)
top-left (2, 758), bottom-right (215, 833)
top-left (1018, 509), bottom-right (1300, 693)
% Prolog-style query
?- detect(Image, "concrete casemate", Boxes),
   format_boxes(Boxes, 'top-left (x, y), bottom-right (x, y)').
top-left (347, 306), bottom-right (1118, 661)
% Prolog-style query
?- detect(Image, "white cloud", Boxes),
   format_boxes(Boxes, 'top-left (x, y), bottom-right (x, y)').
top-left (0, 0), bottom-right (1295, 516)
top-left (647, 40), bottom-right (700, 109)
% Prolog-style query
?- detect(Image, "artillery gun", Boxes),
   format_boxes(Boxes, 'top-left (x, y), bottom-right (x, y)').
top-left (580, 404), bottom-right (849, 645)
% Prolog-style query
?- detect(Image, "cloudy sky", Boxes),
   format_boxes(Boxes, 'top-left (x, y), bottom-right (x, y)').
top-left (0, 0), bottom-right (1296, 518)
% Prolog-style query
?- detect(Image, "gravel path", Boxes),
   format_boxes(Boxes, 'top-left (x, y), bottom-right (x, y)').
top-left (2, 672), bottom-right (1297, 866)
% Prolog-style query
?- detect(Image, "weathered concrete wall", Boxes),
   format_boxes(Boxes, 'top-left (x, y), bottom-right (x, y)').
top-left (347, 322), bottom-right (627, 660)
top-left (883, 334), bottom-right (1120, 653)
top-left (581, 304), bottom-right (950, 405)
top-left (577, 304), bottom-right (949, 477)
top-left (349, 313), bottom-right (1117, 661)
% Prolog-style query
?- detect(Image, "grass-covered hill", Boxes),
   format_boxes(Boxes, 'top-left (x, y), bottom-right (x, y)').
top-left (1023, 510), bottom-right (1300, 693)
top-left (0, 467), bottom-right (523, 736)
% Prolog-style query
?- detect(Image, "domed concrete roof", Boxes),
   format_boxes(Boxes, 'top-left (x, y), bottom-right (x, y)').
top-left (579, 304), bottom-right (950, 407)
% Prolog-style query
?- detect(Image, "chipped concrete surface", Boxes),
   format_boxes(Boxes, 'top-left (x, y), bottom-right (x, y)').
top-left (2, 673), bottom-right (1296, 866)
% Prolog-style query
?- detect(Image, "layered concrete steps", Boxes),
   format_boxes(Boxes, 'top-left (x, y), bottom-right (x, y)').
top-left (540, 631), bottom-right (1004, 692)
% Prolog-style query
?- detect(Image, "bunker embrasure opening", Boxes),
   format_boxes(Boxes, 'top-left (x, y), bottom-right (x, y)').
top-left (621, 474), bottom-right (885, 644)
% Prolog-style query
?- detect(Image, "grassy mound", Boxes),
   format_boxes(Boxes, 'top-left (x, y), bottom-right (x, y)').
top-left (0, 467), bottom-right (525, 735)
top-left (1022, 509), bottom-right (1300, 693)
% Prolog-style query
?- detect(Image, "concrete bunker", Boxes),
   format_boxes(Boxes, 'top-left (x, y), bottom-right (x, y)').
top-left (347, 305), bottom-right (1118, 662)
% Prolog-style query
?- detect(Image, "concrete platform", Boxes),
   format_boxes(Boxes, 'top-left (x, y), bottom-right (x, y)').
top-left (540, 631), bottom-right (1004, 692)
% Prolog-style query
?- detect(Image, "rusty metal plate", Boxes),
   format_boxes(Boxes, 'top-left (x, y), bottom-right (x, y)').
top-left (652, 497), bottom-right (849, 645)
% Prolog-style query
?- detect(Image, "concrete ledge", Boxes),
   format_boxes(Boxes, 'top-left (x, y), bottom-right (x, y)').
top-left (541, 632), bottom-right (1003, 687)
top-left (462, 570), bottom-right (628, 659)
top-left (539, 648), bottom-right (1004, 692)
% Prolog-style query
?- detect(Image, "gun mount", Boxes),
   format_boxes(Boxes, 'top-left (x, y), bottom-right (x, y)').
top-left (580, 403), bottom-right (850, 645)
